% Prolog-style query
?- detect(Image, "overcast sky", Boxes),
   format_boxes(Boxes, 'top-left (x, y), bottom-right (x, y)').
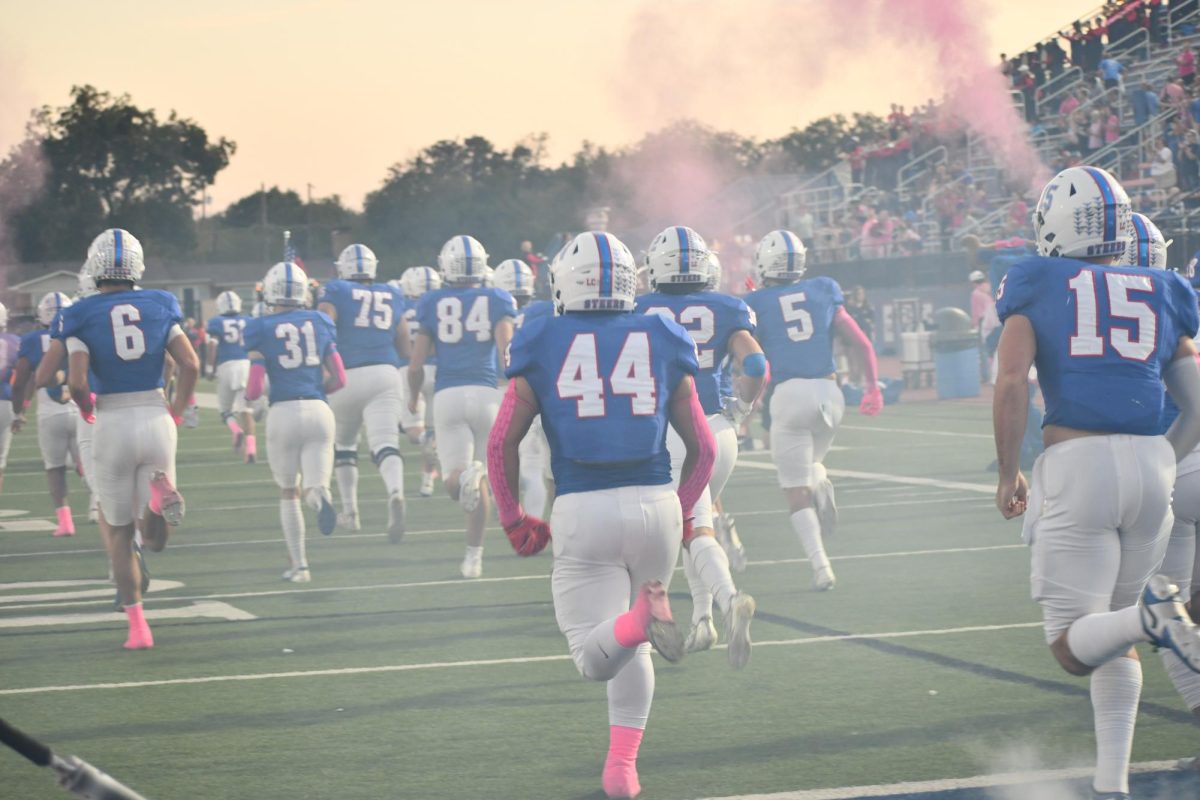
top-left (0, 0), bottom-right (1098, 211)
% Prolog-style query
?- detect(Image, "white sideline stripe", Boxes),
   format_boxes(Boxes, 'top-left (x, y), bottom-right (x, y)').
top-left (735, 461), bottom-right (995, 494)
top-left (0, 601), bottom-right (255, 630)
top-left (0, 579), bottom-right (184, 604)
top-left (840, 424), bottom-right (992, 440)
top-left (0, 621), bottom-right (1043, 696)
top-left (698, 759), bottom-right (1182, 800)
top-left (734, 496), bottom-right (983, 517)
top-left (0, 546), bottom-right (1024, 612)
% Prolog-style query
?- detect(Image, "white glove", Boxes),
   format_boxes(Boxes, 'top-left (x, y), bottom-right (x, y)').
top-left (723, 395), bottom-right (754, 426)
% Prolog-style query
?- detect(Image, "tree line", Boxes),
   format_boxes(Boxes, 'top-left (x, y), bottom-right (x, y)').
top-left (0, 85), bottom-right (891, 269)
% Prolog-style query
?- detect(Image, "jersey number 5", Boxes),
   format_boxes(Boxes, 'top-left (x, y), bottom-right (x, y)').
top-left (1067, 269), bottom-right (1156, 361)
top-left (111, 305), bottom-right (146, 361)
top-left (557, 333), bottom-right (656, 418)
top-left (778, 293), bottom-right (814, 342)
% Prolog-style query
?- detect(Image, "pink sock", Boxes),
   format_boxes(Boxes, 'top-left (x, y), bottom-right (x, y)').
top-left (613, 594), bottom-right (653, 649)
top-left (602, 725), bottom-right (643, 799)
top-left (245, 435), bottom-right (256, 457)
top-left (124, 603), bottom-right (154, 649)
top-left (226, 417), bottom-right (242, 435)
top-left (53, 506), bottom-right (75, 536)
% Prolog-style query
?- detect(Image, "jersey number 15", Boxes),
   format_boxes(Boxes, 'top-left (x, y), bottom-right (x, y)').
top-left (1067, 269), bottom-right (1156, 361)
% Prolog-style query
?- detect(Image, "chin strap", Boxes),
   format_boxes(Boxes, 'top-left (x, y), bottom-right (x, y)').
top-left (677, 389), bottom-right (716, 519)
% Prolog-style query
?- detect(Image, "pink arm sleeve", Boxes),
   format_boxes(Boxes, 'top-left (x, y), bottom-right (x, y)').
top-left (834, 307), bottom-right (878, 386)
top-left (324, 351), bottom-right (348, 394)
top-left (245, 362), bottom-right (266, 401)
top-left (487, 382), bottom-right (531, 527)
top-left (677, 389), bottom-right (716, 518)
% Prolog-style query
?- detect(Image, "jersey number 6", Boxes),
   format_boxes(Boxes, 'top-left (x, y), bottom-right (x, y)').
top-left (111, 305), bottom-right (147, 361)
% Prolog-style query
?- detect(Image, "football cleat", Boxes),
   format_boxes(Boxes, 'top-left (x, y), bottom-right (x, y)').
top-left (182, 404), bottom-right (199, 429)
top-left (419, 470), bottom-right (437, 497)
top-left (317, 497), bottom-right (337, 537)
top-left (1140, 574), bottom-right (1200, 672)
top-left (148, 471), bottom-right (185, 526)
top-left (88, 494), bottom-right (99, 523)
top-left (725, 592), bottom-right (756, 670)
top-left (458, 461), bottom-right (485, 513)
top-left (814, 564), bottom-right (837, 592)
top-left (684, 616), bottom-right (718, 654)
top-left (337, 511), bottom-right (361, 531)
top-left (715, 512), bottom-right (746, 573)
top-left (638, 580), bottom-right (684, 663)
top-left (814, 476), bottom-right (838, 538)
top-left (282, 566), bottom-right (311, 583)
top-left (387, 494), bottom-right (406, 544)
top-left (460, 549), bottom-right (483, 579)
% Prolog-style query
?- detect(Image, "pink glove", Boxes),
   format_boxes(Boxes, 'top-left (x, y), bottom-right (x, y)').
top-left (504, 515), bottom-right (551, 556)
top-left (860, 384), bottom-right (884, 416)
top-left (77, 393), bottom-right (96, 424)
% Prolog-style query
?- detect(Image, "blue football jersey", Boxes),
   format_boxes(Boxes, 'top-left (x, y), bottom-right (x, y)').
top-left (0, 332), bottom-right (18, 401)
top-left (745, 277), bottom-right (844, 382)
top-left (996, 256), bottom-right (1200, 435)
top-left (636, 290), bottom-right (754, 415)
top-left (399, 297), bottom-right (436, 368)
top-left (416, 286), bottom-right (516, 390)
top-left (59, 290), bottom-right (184, 395)
top-left (507, 312), bottom-right (699, 496)
top-left (205, 314), bottom-right (251, 365)
top-left (318, 280), bottom-right (405, 369)
top-left (243, 310), bottom-right (338, 404)
top-left (16, 328), bottom-right (67, 403)
top-left (515, 300), bottom-right (554, 330)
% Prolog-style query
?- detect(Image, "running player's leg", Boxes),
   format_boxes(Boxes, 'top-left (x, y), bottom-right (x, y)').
top-left (40, 414), bottom-right (75, 536)
top-left (419, 366), bottom-right (439, 495)
top-left (329, 377), bottom-right (366, 529)
top-left (1159, 466), bottom-right (1200, 720)
top-left (217, 361), bottom-right (243, 450)
top-left (267, 402), bottom-right (310, 580)
top-left (518, 416), bottom-right (548, 518)
top-left (75, 413), bottom-right (99, 522)
top-left (0, 403), bottom-right (12, 494)
top-left (709, 417), bottom-right (747, 570)
top-left (362, 366), bottom-right (406, 542)
top-left (300, 399), bottom-right (337, 536)
top-left (459, 386), bottom-right (500, 575)
top-left (1034, 437), bottom-right (1174, 797)
top-left (134, 409), bottom-right (181, 553)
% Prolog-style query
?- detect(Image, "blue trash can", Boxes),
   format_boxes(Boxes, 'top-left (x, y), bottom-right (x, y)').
top-left (934, 346), bottom-right (981, 399)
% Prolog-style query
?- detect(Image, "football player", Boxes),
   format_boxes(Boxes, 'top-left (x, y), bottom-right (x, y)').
top-left (205, 290), bottom-right (257, 463)
top-left (59, 229), bottom-right (197, 650)
top-left (635, 227), bottom-right (759, 666)
top-left (12, 292), bottom-right (80, 537)
top-left (244, 261), bottom-right (345, 582)
top-left (744, 230), bottom-right (883, 591)
top-left (317, 244), bottom-right (408, 541)
top-left (495, 258), bottom-right (553, 519)
top-left (994, 168), bottom-right (1200, 798)
top-left (395, 266), bottom-right (442, 498)
top-left (0, 302), bottom-right (18, 494)
top-left (408, 235), bottom-right (516, 578)
top-left (488, 231), bottom-right (716, 799)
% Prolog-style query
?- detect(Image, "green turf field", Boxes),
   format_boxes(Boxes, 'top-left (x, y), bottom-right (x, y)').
top-left (2, 399), bottom-right (1199, 799)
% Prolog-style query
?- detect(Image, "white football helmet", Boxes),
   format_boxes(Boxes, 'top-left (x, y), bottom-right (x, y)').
top-left (551, 232), bottom-right (638, 313)
top-left (438, 235), bottom-right (488, 284)
top-left (493, 259), bottom-right (534, 298)
top-left (216, 290), bottom-right (243, 315)
top-left (1034, 166), bottom-right (1132, 260)
top-left (754, 230), bottom-right (807, 284)
top-left (708, 252), bottom-right (722, 291)
top-left (1124, 212), bottom-right (1171, 269)
top-left (399, 266), bottom-right (443, 299)
top-left (37, 291), bottom-right (72, 327)
top-left (87, 228), bottom-right (145, 283)
top-left (262, 262), bottom-right (310, 308)
top-left (335, 243), bottom-right (379, 281)
top-left (0, 302), bottom-right (8, 331)
top-left (77, 262), bottom-right (97, 298)
top-left (646, 226), bottom-right (712, 289)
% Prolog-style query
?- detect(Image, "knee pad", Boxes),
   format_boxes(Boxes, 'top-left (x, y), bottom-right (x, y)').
top-left (334, 449), bottom-right (358, 468)
top-left (372, 446), bottom-right (402, 467)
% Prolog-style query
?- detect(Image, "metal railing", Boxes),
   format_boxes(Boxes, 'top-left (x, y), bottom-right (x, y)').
top-left (896, 146), bottom-right (947, 198)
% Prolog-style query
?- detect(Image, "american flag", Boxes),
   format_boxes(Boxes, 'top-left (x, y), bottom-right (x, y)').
top-left (283, 231), bottom-right (305, 271)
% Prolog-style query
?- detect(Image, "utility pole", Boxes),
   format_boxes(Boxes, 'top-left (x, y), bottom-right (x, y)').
top-left (306, 183), bottom-right (314, 265)
top-left (260, 182), bottom-right (268, 265)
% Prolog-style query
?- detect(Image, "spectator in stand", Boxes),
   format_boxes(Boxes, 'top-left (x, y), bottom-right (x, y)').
top-left (1181, 45), bottom-right (1197, 88)
top-left (1190, 86), bottom-right (1200, 126)
top-left (1046, 36), bottom-right (1067, 79)
top-left (1161, 76), bottom-right (1187, 113)
top-left (1058, 88), bottom-right (1082, 121)
top-left (860, 209), bottom-right (895, 259)
top-left (1151, 135), bottom-right (1177, 193)
top-left (519, 240), bottom-right (546, 278)
top-left (1180, 129), bottom-right (1200, 192)
top-left (1103, 105), bottom-right (1121, 145)
top-left (1131, 80), bottom-right (1160, 128)
top-left (1017, 65), bottom-right (1038, 123)
top-left (895, 221), bottom-right (923, 256)
top-left (1085, 18), bottom-right (1107, 72)
top-left (1088, 108), bottom-right (1105, 153)
top-left (1098, 53), bottom-right (1124, 98)
top-left (1006, 192), bottom-right (1029, 230)
top-left (1150, 0), bottom-right (1168, 47)
top-left (1068, 109), bottom-right (1090, 154)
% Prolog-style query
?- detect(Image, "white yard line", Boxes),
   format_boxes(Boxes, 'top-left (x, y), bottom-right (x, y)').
top-left (0, 601), bottom-right (255, 630)
top-left (696, 759), bottom-right (1182, 800)
top-left (735, 461), bottom-right (995, 494)
top-left (0, 545), bottom-right (1024, 612)
top-left (0, 620), bottom-right (1042, 696)
top-left (840, 424), bottom-right (993, 440)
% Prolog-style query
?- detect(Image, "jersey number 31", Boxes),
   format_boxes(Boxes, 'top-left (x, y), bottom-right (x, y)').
top-left (1067, 269), bottom-right (1156, 361)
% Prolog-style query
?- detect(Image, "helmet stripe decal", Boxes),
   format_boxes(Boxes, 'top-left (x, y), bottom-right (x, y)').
top-left (782, 231), bottom-right (795, 271)
top-left (1081, 167), bottom-right (1117, 243)
top-left (675, 227), bottom-right (690, 273)
top-left (462, 236), bottom-right (473, 276)
top-left (514, 262), bottom-right (522, 289)
top-left (594, 233), bottom-right (613, 297)
top-left (1131, 214), bottom-right (1150, 267)
top-left (355, 244), bottom-right (363, 273)
top-left (425, 268), bottom-right (431, 292)
top-left (285, 262), bottom-right (293, 299)
top-left (113, 229), bottom-right (124, 273)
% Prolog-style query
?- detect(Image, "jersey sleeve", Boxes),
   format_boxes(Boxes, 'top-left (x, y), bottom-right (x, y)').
top-left (317, 281), bottom-right (343, 307)
top-left (155, 291), bottom-right (184, 326)
top-left (729, 297), bottom-right (755, 334)
top-left (655, 316), bottom-right (700, 380)
top-left (318, 312), bottom-right (339, 356)
top-left (242, 318), bottom-right (263, 352)
top-left (994, 261), bottom-right (1038, 322)
top-left (17, 332), bottom-right (38, 363)
top-left (505, 316), bottom-right (545, 379)
top-left (205, 318), bottom-right (220, 339)
top-left (1166, 271), bottom-right (1200, 340)
top-left (415, 294), bottom-right (436, 335)
top-left (820, 278), bottom-right (846, 307)
top-left (491, 289), bottom-right (517, 325)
